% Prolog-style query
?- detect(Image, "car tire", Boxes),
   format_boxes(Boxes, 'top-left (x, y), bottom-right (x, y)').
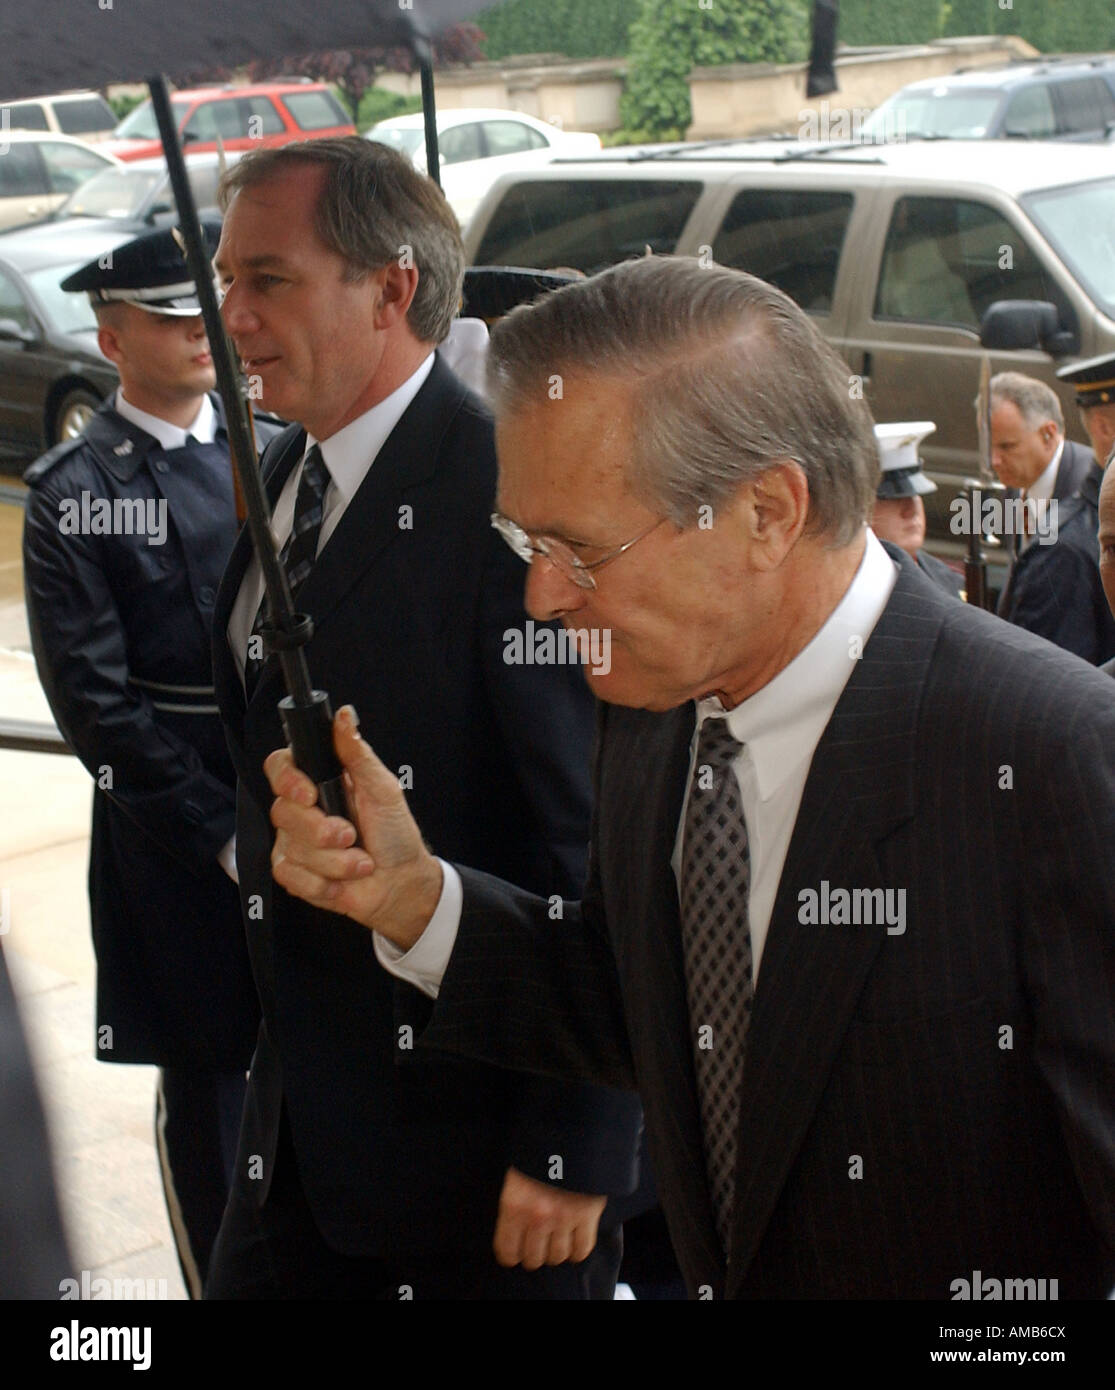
top-left (52, 387), bottom-right (101, 445)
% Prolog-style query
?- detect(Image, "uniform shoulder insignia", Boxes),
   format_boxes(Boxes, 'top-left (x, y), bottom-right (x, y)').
top-left (22, 436), bottom-right (86, 487)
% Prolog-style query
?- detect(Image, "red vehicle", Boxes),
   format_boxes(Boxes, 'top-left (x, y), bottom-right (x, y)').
top-left (103, 81), bottom-right (354, 162)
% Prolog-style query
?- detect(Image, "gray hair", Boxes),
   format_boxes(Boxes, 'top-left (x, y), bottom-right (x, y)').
top-left (218, 136), bottom-right (464, 344)
top-left (988, 371), bottom-right (1064, 432)
top-left (487, 256), bottom-right (878, 547)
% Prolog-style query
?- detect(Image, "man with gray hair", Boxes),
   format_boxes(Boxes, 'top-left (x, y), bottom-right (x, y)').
top-left (990, 370), bottom-right (1115, 662)
top-left (207, 137), bottom-right (643, 1298)
top-left (263, 255), bottom-right (1115, 1299)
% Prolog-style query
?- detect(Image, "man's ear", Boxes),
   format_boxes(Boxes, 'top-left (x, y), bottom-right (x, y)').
top-left (96, 323), bottom-right (123, 366)
top-left (373, 260), bottom-right (419, 330)
top-left (746, 461), bottom-right (811, 568)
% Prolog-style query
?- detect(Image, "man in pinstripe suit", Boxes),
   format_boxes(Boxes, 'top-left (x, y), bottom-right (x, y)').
top-left (262, 258), bottom-right (1115, 1300)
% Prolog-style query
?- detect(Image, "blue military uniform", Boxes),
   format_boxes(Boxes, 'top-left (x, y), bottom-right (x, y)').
top-left (21, 224), bottom-right (277, 1297)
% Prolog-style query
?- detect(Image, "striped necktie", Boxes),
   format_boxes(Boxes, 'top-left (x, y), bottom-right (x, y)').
top-left (679, 714), bottom-right (754, 1256)
top-left (246, 444), bottom-right (330, 690)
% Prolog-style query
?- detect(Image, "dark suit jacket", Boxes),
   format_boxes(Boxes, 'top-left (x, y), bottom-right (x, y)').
top-left (423, 549), bottom-right (1115, 1299)
top-left (998, 461), bottom-right (1115, 666)
top-left (916, 547), bottom-right (963, 599)
top-left (212, 354), bottom-right (641, 1272)
top-left (23, 396), bottom-right (271, 1066)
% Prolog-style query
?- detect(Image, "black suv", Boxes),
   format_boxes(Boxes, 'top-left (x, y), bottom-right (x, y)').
top-left (861, 57), bottom-right (1115, 143)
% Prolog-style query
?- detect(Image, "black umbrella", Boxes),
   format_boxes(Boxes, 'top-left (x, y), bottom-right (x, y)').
top-left (0, 1), bottom-right (485, 101)
top-left (1, 1), bottom-right (490, 815)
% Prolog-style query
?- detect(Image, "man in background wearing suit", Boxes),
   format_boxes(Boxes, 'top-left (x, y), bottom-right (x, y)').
top-left (990, 372), bottom-right (1113, 661)
top-left (264, 258), bottom-right (1115, 1300)
top-left (207, 138), bottom-right (642, 1299)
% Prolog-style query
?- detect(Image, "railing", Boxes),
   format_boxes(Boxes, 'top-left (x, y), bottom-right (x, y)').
top-left (0, 720), bottom-right (72, 756)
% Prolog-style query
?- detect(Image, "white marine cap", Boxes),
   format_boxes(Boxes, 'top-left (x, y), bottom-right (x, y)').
top-left (873, 421), bottom-right (937, 498)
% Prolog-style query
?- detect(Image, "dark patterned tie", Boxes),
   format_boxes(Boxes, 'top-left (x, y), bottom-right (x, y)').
top-left (246, 444), bottom-right (330, 689)
top-left (679, 714), bottom-right (753, 1256)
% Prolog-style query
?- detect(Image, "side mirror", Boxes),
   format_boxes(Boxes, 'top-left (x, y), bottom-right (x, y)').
top-left (979, 300), bottom-right (1064, 353)
top-left (0, 318), bottom-right (37, 345)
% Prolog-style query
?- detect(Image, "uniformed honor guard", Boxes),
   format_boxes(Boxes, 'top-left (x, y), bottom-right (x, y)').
top-left (1056, 352), bottom-right (1115, 471)
top-left (870, 421), bottom-right (963, 598)
top-left (22, 225), bottom-right (278, 1298)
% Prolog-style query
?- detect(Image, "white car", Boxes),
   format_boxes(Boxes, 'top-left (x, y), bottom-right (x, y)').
top-left (366, 107), bottom-right (601, 228)
top-left (0, 132), bottom-right (120, 229)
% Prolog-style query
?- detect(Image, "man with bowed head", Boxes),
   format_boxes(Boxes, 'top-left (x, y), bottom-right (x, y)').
top-left (265, 255), bottom-right (1115, 1300)
top-left (206, 136), bottom-right (646, 1299)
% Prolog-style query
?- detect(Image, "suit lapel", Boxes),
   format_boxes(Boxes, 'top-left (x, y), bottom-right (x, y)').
top-left (606, 702), bottom-right (727, 1291)
top-left (212, 424), bottom-right (305, 732)
top-left (246, 356), bottom-right (466, 707)
top-left (725, 556), bottom-right (946, 1295)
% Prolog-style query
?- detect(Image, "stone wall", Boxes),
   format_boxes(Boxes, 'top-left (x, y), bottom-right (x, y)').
top-left (378, 35), bottom-right (1039, 139)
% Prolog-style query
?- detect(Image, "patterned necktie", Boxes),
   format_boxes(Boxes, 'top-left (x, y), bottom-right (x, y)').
top-left (679, 714), bottom-right (754, 1256)
top-left (246, 444), bottom-right (330, 689)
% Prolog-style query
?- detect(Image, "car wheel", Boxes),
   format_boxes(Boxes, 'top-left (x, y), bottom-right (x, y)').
top-left (52, 387), bottom-right (101, 445)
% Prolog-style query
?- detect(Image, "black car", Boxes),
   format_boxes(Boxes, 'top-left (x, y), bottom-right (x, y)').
top-left (0, 230), bottom-right (128, 465)
top-left (862, 56), bottom-right (1115, 143)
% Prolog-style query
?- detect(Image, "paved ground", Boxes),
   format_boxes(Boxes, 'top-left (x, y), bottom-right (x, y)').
top-left (1, 487), bottom-right (186, 1300)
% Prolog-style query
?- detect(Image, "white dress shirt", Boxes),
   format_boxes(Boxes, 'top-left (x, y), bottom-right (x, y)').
top-left (226, 352), bottom-right (434, 678)
top-left (377, 529), bottom-right (899, 997)
top-left (115, 389), bottom-right (217, 449)
top-left (1021, 437), bottom-right (1064, 549)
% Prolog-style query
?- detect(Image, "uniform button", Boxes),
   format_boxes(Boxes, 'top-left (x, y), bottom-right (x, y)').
top-left (153, 460), bottom-right (169, 474)
top-left (199, 586), bottom-right (215, 605)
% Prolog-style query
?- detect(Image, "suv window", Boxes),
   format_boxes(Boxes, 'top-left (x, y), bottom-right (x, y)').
top-left (1002, 85), bottom-right (1057, 139)
top-left (39, 141), bottom-right (109, 194)
top-left (241, 96), bottom-right (284, 136)
top-left (440, 123), bottom-right (484, 166)
top-left (713, 189), bottom-right (853, 314)
top-left (1055, 77), bottom-right (1115, 136)
top-left (875, 195), bottom-right (1072, 333)
top-left (474, 179), bottom-right (703, 276)
top-left (0, 143), bottom-right (47, 197)
top-left (3, 102), bottom-right (49, 132)
top-left (55, 97), bottom-right (115, 135)
top-left (283, 90), bottom-right (349, 131)
top-left (484, 121), bottom-right (547, 157)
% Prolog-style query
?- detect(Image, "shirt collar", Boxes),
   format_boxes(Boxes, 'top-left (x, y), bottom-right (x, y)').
top-left (114, 389), bottom-right (217, 450)
top-left (1025, 437), bottom-right (1064, 504)
top-left (696, 529), bottom-right (898, 803)
top-left (306, 352), bottom-right (435, 501)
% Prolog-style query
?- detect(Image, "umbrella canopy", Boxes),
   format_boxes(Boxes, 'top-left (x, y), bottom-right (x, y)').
top-left (0, 0), bottom-right (488, 100)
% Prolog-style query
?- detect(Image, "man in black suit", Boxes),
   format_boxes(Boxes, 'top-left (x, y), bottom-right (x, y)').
top-left (207, 138), bottom-right (641, 1299)
top-left (989, 371), bottom-right (1110, 660)
top-left (263, 258), bottom-right (1115, 1299)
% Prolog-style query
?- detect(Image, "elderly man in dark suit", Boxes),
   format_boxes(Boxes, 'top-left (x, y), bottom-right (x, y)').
top-left (207, 137), bottom-right (642, 1299)
top-left (989, 371), bottom-right (1111, 661)
top-left (262, 257), bottom-right (1115, 1300)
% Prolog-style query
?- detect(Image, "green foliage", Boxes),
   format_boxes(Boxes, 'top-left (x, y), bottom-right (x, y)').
top-left (107, 92), bottom-right (146, 122)
top-left (839, 1), bottom-right (941, 46)
top-left (355, 88), bottom-right (423, 131)
top-left (943, 0), bottom-right (1115, 49)
top-left (476, 0), bottom-right (641, 60)
top-left (621, 0), bottom-right (809, 139)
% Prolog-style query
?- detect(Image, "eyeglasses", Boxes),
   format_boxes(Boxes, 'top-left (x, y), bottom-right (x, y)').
top-left (491, 512), bottom-right (664, 591)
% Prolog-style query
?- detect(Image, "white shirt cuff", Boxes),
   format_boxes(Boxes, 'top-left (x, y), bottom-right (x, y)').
top-left (373, 859), bottom-right (461, 999)
top-left (218, 834), bottom-right (238, 884)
